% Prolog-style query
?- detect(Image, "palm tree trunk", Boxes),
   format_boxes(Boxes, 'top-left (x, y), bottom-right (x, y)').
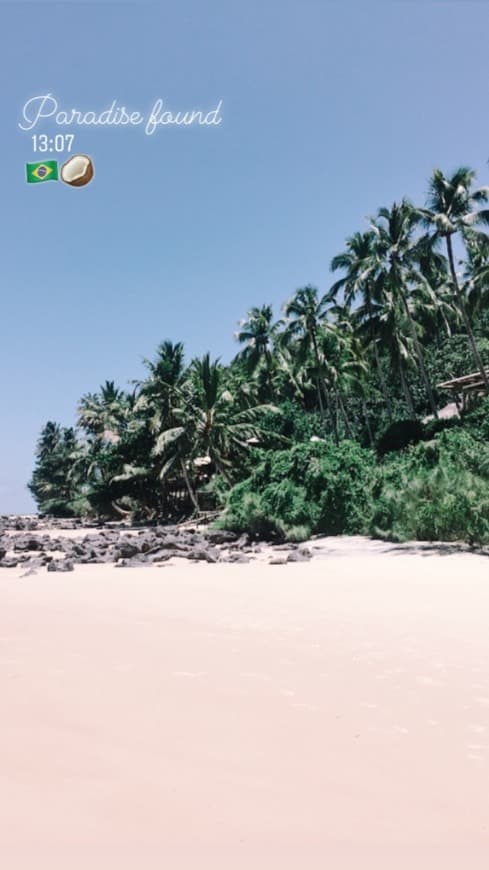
top-left (180, 459), bottom-right (199, 513)
top-left (316, 375), bottom-right (339, 443)
top-left (446, 234), bottom-right (489, 391)
top-left (214, 456), bottom-right (233, 487)
top-left (367, 295), bottom-right (393, 419)
top-left (337, 391), bottom-right (353, 438)
top-left (399, 362), bottom-right (416, 419)
top-left (400, 294), bottom-right (439, 418)
top-left (315, 378), bottom-right (326, 421)
top-left (373, 339), bottom-right (393, 419)
top-left (265, 350), bottom-right (276, 402)
top-left (323, 380), bottom-right (339, 443)
top-left (361, 398), bottom-right (375, 448)
top-left (311, 329), bottom-right (338, 443)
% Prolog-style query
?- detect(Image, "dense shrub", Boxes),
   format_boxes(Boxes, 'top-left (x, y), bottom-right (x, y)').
top-left (461, 396), bottom-right (489, 442)
top-left (220, 441), bottom-right (376, 540)
top-left (260, 401), bottom-right (324, 443)
top-left (372, 430), bottom-right (489, 544)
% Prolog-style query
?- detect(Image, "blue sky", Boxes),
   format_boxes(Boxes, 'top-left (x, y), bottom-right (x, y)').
top-left (1, 0), bottom-right (488, 512)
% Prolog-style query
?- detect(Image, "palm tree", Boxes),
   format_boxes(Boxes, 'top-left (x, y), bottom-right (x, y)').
top-left (272, 334), bottom-right (315, 407)
top-left (78, 380), bottom-right (128, 441)
top-left (324, 306), bottom-right (373, 442)
top-left (29, 423), bottom-right (80, 515)
top-left (152, 353), bottom-right (278, 510)
top-left (330, 231), bottom-right (393, 417)
top-left (283, 285), bottom-right (338, 440)
top-left (235, 304), bottom-right (281, 399)
top-left (370, 200), bottom-right (439, 418)
top-left (423, 167), bottom-right (489, 390)
top-left (463, 228), bottom-right (489, 319)
top-left (136, 340), bottom-right (186, 419)
top-left (375, 288), bottom-right (417, 417)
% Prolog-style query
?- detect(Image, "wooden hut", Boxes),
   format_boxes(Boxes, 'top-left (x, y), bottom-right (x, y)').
top-left (437, 369), bottom-right (489, 411)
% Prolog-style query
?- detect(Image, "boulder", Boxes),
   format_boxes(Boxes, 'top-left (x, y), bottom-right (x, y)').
top-left (204, 529), bottom-right (239, 546)
top-left (115, 541), bottom-right (141, 559)
top-left (13, 536), bottom-right (44, 552)
top-left (286, 549), bottom-right (312, 563)
top-left (47, 559), bottom-right (74, 572)
top-left (187, 547), bottom-right (220, 563)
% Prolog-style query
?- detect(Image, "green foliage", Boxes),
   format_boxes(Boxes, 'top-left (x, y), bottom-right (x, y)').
top-left (260, 401), bottom-right (323, 442)
top-left (28, 164), bottom-right (489, 544)
top-left (221, 441), bottom-right (376, 539)
top-left (28, 422), bottom-right (80, 516)
top-left (461, 396), bottom-right (489, 441)
top-left (372, 430), bottom-right (489, 544)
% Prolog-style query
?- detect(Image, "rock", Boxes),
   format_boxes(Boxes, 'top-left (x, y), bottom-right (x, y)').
top-left (226, 552), bottom-right (250, 563)
top-left (72, 543), bottom-right (90, 556)
top-left (115, 541), bottom-right (140, 559)
top-left (150, 550), bottom-right (174, 563)
top-left (187, 547), bottom-right (220, 563)
top-left (204, 529), bottom-right (239, 545)
top-left (268, 556), bottom-right (287, 565)
top-left (0, 558), bottom-right (20, 568)
top-left (286, 549), bottom-right (312, 563)
top-left (155, 533), bottom-right (181, 550)
top-left (13, 536), bottom-right (44, 552)
top-left (47, 559), bottom-right (74, 572)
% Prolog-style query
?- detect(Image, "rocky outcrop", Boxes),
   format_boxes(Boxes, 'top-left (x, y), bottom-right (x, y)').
top-left (0, 516), bottom-right (313, 573)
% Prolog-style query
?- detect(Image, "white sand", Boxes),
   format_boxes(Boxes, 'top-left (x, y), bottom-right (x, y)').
top-left (1, 544), bottom-right (488, 869)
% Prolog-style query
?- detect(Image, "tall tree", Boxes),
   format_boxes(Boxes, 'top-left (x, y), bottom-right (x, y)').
top-left (423, 167), bottom-right (489, 390)
top-left (283, 285), bottom-right (338, 440)
top-left (235, 304), bottom-right (281, 399)
top-left (29, 423), bottom-right (80, 516)
top-left (153, 353), bottom-right (278, 509)
top-left (371, 200), bottom-right (439, 418)
top-left (330, 231), bottom-right (393, 417)
top-left (78, 380), bottom-right (128, 441)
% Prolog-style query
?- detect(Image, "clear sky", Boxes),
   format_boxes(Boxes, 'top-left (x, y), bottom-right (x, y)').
top-left (1, 0), bottom-right (488, 513)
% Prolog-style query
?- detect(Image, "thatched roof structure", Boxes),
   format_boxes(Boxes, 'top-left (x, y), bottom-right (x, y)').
top-left (437, 369), bottom-right (489, 409)
top-left (438, 370), bottom-right (489, 393)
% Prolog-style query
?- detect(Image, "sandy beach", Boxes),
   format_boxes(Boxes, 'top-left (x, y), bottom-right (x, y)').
top-left (1, 538), bottom-right (488, 869)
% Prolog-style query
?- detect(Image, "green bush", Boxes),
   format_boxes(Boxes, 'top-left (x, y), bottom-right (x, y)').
top-left (372, 430), bottom-right (489, 544)
top-left (259, 401), bottom-right (324, 443)
top-left (220, 440), bottom-right (376, 540)
top-left (461, 396), bottom-right (489, 442)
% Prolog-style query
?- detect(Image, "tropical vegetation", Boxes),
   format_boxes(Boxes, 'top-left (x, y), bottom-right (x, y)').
top-left (29, 167), bottom-right (489, 544)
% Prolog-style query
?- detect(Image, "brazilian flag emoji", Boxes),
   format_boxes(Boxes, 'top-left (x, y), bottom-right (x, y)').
top-left (26, 160), bottom-right (59, 183)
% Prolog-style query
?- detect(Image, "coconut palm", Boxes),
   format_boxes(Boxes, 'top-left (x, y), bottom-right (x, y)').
top-left (463, 228), bottom-right (489, 319)
top-left (423, 167), bottom-right (489, 389)
top-left (136, 340), bottom-right (186, 422)
top-left (235, 304), bottom-right (281, 399)
top-left (152, 353), bottom-right (278, 510)
top-left (330, 231), bottom-right (393, 417)
top-left (370, 200), bottom-right (439, 418)
top-left (366, 285), bottom-right (417, 417)
top-left (28, 423), bottom-right (81, 516)
top-left (77, 380), bottom-right (128, 441)
top-left (283, 285), bottom-right (338, 440)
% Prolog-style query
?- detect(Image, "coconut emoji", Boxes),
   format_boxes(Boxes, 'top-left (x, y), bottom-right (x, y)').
top-left (60, 154), bottom-right (94, 187)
